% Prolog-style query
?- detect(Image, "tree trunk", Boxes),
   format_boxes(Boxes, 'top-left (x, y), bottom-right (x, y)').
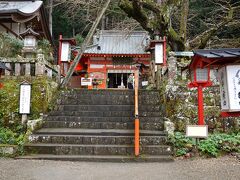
top-left (48, 0), bottom-right (53, 36)
top-left (179, 0), bottom-right (189, 44)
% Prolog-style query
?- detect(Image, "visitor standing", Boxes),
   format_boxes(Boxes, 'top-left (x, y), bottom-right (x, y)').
top-left (127, 74), bottom-right (134, 89)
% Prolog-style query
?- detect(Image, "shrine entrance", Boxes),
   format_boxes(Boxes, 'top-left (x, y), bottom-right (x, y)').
top-left (107, 73), bottom-right (131, 88)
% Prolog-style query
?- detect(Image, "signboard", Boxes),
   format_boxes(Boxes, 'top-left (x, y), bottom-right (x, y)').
top-left (61, 42), bottom-right (70, 62)
top-left (186, 125), bottom-right (208, 138)
top-left (19, 83), bottom-right (31, 114)
top-left (155, 43), bottom-right (163, 64)
top-left (174, 51), bottom-right (194, 57)
top-left (218, 65), bottom-right (240, 111)
top-left (81, 78), bottom-right (92, 86)
top-left (142, 81), bottom-right (148, 86)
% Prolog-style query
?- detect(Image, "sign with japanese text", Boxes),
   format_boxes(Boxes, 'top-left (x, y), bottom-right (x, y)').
top-left (19, 83), bottom-right (31, 114)
top-left (155, 44), bottom-right (163, 64)
top-left (219, 65), bottom-right (240, 111)
top-left (81, 78), bottom-right (92, 86)
top-left (61, 42), bottom-right (70, 62)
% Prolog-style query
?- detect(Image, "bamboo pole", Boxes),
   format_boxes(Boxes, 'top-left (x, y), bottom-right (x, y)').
top-left (134, 70), bottom-right (139, 156)
top-left (60, 0), bottom-right (111, 88)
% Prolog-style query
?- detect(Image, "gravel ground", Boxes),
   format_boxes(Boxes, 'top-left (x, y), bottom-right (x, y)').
top-left (0, 156), bottom-right (239, 180)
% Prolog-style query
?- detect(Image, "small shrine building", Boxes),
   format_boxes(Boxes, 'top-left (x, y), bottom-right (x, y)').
top-left (59, 30), bottom-right (151, 89)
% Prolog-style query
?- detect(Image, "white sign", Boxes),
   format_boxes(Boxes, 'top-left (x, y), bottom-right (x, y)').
top-left (81, 78), bottom-right (92, 86)
top-left (61, 42), bottom-right (70, 62)
top-left (174, 51), bottom-right (194, 57)
top-left (142, 81), bottom-right (148, 86)
top-left (186, 125), bottom-right (208, 138)
top-left (19, 83), bottom-right (31, 114)
top-left (155, 43), bottom-right (163, 64)
top-left (218, 65), bottom-right (240, 111)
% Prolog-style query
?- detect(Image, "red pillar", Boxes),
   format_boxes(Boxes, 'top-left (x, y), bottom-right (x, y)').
top-left (197, 85), bottom-right (204, 125)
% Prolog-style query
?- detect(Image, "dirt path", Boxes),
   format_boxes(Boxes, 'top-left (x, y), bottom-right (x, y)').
top-left (0, 156), bottom-right (239, 180)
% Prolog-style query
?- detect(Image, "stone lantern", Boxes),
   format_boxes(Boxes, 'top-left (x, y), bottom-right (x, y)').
top-left (20, 28), bottom-right (40, 58)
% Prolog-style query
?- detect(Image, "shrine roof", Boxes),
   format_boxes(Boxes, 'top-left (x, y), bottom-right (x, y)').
top-left (194, 48), bottom-right (240, 59)
top-left (190, 48), bottom-right (240, 69)
top-left (0, 1), bottom-right (42, 15)
top-left (85, 30), bottom-right (150, 55)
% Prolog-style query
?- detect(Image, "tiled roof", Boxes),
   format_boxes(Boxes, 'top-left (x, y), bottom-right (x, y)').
top-left (0, 1), bottom-right (42, 15)
top-left (194, 48), bottom-right (240, 58)
top-left (85, 30), bottom-right (150, 55)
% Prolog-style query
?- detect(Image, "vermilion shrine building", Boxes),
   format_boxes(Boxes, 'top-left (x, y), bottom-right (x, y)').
top-left (59, 30), bottom-right (151, 89)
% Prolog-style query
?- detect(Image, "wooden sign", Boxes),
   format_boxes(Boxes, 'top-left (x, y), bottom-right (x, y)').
top-left (19, 83), bottom-right (31, 114)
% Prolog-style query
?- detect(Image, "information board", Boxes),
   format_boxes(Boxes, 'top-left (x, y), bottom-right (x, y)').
top-left (186, 125), bottom-right (208, 138)
top-left (19, 83), bottom-right (31, 114)
top-left (219, 65), bottom-right (240, 111)
top-left (61, 42), bottom-right (70, 62)
top-left (81, 78), bottom-right (92, 86)
top-left (155, 44), bottom-right (163, 64)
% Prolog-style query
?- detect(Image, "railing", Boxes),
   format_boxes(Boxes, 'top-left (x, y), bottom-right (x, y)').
top-left (0, 56), bottom-right (60, 81)
top-left (134, 70), bottom-right (140, 156)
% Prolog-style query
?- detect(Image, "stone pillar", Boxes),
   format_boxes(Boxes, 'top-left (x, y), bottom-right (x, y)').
top-left (15, 63), bottom-right (21, 76)
top-left (25, 63), bottom-right (31, 76)
top-left (5, 63), bottom-right (11, 76)
top-left (35, 62), bottom-right (45, 76)
top-left (168, 52), bottom-right (177, 87)
top-left (54, 65), bottom-right (61, 83)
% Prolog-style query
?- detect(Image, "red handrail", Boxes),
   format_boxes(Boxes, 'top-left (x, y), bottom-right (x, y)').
top-left (134, 70), bottom-right (140, 156)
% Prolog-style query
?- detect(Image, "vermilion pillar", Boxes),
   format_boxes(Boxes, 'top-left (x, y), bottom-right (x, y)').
top-left (197, 85), bottom-right (204, 125)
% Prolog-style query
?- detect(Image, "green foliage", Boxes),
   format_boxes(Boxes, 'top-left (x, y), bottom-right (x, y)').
top-left (169, 132), bottom-right (240, 158)
top-left (0, 79), bottom-right (20, 124)
top-left (0, 33), bottom-right (23, 57)
top-left (0, 126), bottom-right (26, 156)
top-left (168, 132), bottom-right (194, 157)
top-left (37, 39), bottom-right (53, 61)
top-left (74, 34), bottom-right (84, 46)
top-left (0, 77), bottom-right (58, 124)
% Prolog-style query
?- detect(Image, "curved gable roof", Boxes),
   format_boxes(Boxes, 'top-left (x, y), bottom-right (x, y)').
top-left (0, 1), bottom-right (42, 16)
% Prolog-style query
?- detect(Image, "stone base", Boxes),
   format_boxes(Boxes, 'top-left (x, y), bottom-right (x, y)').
top-left (0, 145), bottom-right (17, 155)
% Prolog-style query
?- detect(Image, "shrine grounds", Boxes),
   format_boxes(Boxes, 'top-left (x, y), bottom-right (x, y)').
top-left (0, 155), bottom-right (239, 180)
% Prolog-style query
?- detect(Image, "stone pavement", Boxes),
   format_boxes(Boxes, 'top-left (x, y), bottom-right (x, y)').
top-left (0, 156), bottom-right (239, 180)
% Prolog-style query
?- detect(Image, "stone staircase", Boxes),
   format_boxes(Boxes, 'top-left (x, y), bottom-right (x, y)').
top-left (20, 89), bottom-right (173, 162)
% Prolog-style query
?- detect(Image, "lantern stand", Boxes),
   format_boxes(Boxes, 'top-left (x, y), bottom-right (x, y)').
top-left (188, 67), bottom-right (212, 125)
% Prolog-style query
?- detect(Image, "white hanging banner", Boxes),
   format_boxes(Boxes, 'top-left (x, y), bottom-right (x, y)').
top-left (19, 83), bottom-right (31, 114)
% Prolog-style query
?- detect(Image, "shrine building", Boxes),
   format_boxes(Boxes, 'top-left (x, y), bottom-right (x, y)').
top-left (59, 30), bottom-right (151, 89)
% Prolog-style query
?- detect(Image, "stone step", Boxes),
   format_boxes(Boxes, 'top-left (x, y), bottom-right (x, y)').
top-left (35, 128), bottom-right (167, 136)
top-left (17, 154), bottom-right (173, 162)
top-left (45, 116), bottom-right (164, 123)
top-left (48, 111), bottom-right (161, 117)
top-left (57, 105), bottom-right (162, 112)
top-left (62, 89), bottom-right (160, 96)
top-left (59, 98), bottom-right (160, 105)
top-left (42, 121), bottom-right (164, 130)
top-left (29, 134), bottom-right (167, 145)
top-left (24, 143), bottom-right (172, 156)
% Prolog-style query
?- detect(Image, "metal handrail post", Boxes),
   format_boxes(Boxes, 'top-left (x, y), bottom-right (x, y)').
top-left (134, 70), bottom-right (140, 156)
